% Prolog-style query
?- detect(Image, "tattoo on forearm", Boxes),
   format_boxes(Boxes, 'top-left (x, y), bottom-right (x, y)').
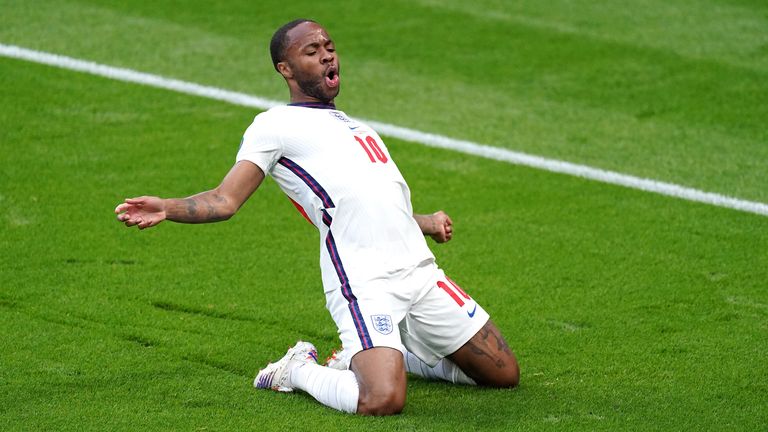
top-left (172, 193), bottom-right (230, 223)
top-left (206, 194), bottom-right (229, 219)
top-left (184, 198), bottom-right (198, 217)
top-left (205, 199), bottom-right (216, 218)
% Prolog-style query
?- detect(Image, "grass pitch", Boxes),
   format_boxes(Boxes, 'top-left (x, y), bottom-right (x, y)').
top-left (1, 1), bottom-right (767, 430)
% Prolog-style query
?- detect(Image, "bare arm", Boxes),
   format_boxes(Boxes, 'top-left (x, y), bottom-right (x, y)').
top-left (115, 161), bottom-right (265, 229)
top-left (414, 211), bottom-right (453, 243)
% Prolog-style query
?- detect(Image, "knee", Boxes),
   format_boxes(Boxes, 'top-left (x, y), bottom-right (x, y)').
top-left (356, 385), bottom-right (406, 416)
top-left (498, 361), bottom-right (520, 388)
top-left (477, 355), bottom-right (520, 389)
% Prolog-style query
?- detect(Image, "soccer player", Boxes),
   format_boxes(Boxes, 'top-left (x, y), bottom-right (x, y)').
top-left (115, 19), bottom-right (519, 415)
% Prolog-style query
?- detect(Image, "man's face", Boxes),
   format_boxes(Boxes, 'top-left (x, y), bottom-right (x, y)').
top-left (282, 22), bottom-right (340, 103)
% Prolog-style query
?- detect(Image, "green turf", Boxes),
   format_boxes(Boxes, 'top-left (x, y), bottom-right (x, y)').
top-left (2, 0), bottom-right (768, 201)
top-left (2, 1), bottom-right (768, 430)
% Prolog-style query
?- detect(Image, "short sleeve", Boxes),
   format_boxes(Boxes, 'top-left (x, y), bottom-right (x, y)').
top-left (235, 114), bottom-right (282, 174)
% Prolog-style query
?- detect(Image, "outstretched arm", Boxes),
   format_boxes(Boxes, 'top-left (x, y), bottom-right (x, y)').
top-left (414, 211), bottom-right (453, 243)
top-left (115, 160), bottom-right (265, 230)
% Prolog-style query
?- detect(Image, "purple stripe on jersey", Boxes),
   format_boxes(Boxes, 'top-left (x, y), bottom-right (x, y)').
top-left (277, 158), bottom-right (335, 209)
top-left (325, 230), bottom-right (373, 350)
top-left (288, 102), bottom-right (337, 110)
top-left (278, 158), bottom-right (372, 350)
top-left (321, 209), bottom-right (333, 227)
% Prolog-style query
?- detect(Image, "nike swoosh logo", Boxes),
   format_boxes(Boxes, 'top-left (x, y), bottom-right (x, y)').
top-left (348, 125), bottom-right (359, 130)
top-left (467, 304), bottom-right (477, 318)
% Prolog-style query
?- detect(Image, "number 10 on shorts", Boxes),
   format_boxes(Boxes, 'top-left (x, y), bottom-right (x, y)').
top-left (437, 278), bottom-right (471, 307)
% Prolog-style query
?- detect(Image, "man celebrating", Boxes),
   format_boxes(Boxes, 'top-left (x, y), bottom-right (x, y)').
top-left (115, 19), bottom-right (519, 415)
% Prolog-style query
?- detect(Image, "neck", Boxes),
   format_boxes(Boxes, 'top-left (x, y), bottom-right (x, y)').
top-left (289, 93), bottom-right (334, 106)
top-left (288, 89), bottom-right (335, 109)
top-left (287, 82), bottom-right (335, 107)
top-left (289, 100), bottom-right (337, 109)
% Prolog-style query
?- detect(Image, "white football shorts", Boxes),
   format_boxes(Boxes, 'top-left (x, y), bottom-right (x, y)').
top-left (324, 259), bottom-right (490, 367)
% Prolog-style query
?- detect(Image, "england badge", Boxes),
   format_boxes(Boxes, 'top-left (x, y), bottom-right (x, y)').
top-left (371, 314), bottom-right (393, 335)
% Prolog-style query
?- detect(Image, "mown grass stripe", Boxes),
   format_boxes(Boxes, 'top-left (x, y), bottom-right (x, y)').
top-left (3, 42), bottom-right (766, 217)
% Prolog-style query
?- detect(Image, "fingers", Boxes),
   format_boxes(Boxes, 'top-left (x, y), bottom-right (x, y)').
top-left (124, 196), bottom-right (149, 205)
top-left (115, 196), bottom-right (165, 230)
top-left (114, 203), bottom-right (131, 214)
top-left (122, 217), bottom-right (140, 227)
top-left (116, 197), bottom-right (150, 228)
top-left (115, 197), bottom-right (148, 211)
top-left (115, 205), bottom-right (144, 228)
top-left (116, 212), bottom-right (140, 224)
top-left (116, 211), bottom-right (141, 226)
top-left (115, 197), bottom-right (147, 214)
top-left (432, 210), bottom-right (453, 243)
top-left (433, 211), bottom-right (453, 226)
top-left (116, 211), bottom-right (158, 229)
top-left (119, 215), bottom-right (155, 230)
top-left (432, 229), bottom-right (450, 243)
top-left (137, 217), bottom-right (157, 230)
top-left (443, 217), bottom-right (453, 231)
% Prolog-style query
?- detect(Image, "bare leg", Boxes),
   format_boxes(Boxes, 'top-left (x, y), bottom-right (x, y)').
top-left (448, 320), bottom-right (519, 388)
top-left (350, 347), bottom-right (407, 415)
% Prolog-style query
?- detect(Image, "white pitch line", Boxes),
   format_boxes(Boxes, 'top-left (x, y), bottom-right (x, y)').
top-left (2, 43), bottom-right (767, 217)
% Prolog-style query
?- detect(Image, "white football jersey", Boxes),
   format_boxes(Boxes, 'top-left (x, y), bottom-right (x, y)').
top-left (236, 103), bottom-right (434, 292)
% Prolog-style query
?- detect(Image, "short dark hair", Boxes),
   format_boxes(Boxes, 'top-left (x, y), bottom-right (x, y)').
top-left (270, 19), bottom-right (316, 72)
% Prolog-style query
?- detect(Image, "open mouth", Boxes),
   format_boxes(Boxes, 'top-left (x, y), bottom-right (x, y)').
top-left (325, 67), bottom-right (340, 88)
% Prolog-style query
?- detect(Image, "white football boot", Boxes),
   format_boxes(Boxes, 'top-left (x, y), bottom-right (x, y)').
top-left (324, 346), bottom-right (351, 370)
top-left (254, 341), bottom-right (318, 392)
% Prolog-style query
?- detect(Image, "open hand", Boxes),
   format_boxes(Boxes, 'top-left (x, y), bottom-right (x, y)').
top-left (115, 196), bottom-right (166, 229)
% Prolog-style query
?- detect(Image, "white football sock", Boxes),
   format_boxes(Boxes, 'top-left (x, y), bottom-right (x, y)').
top-left (404, 351), bottom-right (476, 385)
top-left (289, 362), bottom-right (359, 413)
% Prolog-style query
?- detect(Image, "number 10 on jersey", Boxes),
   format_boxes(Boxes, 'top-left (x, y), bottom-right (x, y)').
top-left (355, 135), bottom-right (388, 163)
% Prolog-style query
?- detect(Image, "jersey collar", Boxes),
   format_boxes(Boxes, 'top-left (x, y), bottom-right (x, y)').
top-left (288, 101), bottom-right (337, 110)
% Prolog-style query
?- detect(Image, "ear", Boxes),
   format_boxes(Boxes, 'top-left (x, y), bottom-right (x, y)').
top-left (277, 61), bottom-right (293, 79)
